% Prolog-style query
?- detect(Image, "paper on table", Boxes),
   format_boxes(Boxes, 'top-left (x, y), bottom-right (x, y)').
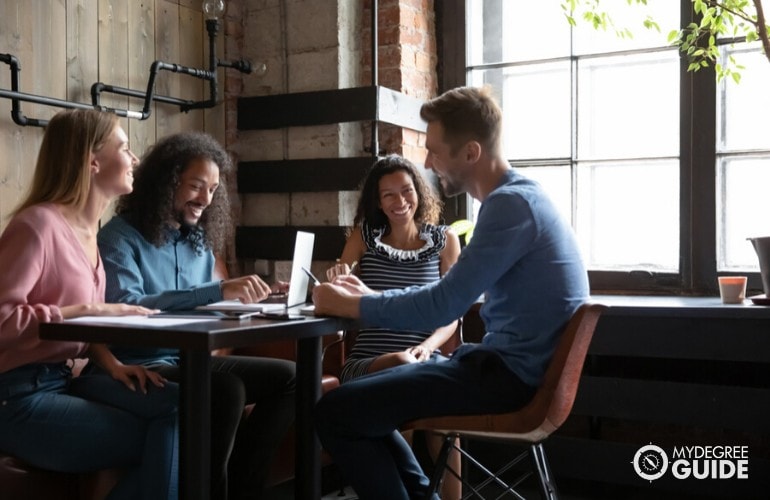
top-left (66, 315), bottom-right (219, 327)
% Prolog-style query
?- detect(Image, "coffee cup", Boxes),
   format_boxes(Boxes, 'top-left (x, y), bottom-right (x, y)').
top-left (718, 276), bottom-right (747, 304)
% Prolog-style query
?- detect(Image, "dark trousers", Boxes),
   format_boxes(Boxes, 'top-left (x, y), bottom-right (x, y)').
top-left (0, 363), bottom-right (179, 500)
top-left (154, 355), bottom-right (296, 500)
top-left (314, 351), bottom-right (535, 500)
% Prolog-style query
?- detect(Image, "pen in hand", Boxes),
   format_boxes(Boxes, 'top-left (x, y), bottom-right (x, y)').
top-left (301, 266), bottom-right (321, 285)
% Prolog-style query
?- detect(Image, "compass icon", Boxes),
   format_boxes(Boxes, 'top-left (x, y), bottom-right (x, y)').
top-left (632, 444), bottom-right (668, 481)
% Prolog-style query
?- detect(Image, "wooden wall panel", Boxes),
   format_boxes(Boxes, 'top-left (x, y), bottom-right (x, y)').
top-left (154, 0), bottom-right (182, 136)
top-left (97, 0), bottom-right (130, 115)
top-left (0, 0), bottom-right (227, 232)
top-left (180, 5), bottom-right (205, 132)
top-left (66, 0), bottom-right (99, 105)
top-left (0, 0), bottom-right (62, 224)
top-left (127, 0), bottom-right (157, 151)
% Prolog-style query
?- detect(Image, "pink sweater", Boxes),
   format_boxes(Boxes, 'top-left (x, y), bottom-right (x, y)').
top-left (0, 203), bottom-right (104, 373)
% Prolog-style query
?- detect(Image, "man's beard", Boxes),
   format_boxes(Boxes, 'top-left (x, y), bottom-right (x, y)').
top-left (175, 211), bottom-right (200, 234)
top-left (438, 175), bottom-right (465, 198)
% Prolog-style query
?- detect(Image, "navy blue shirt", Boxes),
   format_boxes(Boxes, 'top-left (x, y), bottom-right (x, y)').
top-left (360, 169), bottom-right (590, 387)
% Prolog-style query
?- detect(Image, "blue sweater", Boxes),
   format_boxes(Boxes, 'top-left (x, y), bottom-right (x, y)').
top-left (98, 215), bottom-right (223, 364)
top-left (360, 169), bottom-right (590, 387)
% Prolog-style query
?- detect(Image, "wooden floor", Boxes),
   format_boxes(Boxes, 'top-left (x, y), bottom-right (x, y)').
top-left (262, 474), bottom-right (728, 500)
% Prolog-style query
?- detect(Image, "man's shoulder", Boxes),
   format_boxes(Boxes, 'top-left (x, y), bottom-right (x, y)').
top-left (98, 214), bottom-right (144, 243)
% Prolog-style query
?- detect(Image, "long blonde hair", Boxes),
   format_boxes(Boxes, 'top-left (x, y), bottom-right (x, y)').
top-left (13, 109), bottom-right (119, 215)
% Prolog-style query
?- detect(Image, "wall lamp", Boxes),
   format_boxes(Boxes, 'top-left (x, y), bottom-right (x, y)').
top-left (0, 0), bottom-right (252, 127)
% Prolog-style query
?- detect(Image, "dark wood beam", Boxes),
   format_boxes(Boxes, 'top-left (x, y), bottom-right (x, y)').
top-left (236, 226), bottom-right (348, 261)
top-left (238, 157), bottom-right (376, 193)
top-left (237, 86), bottom-right (426, 132)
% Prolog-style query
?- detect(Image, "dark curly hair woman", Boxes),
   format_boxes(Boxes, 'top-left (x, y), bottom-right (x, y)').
top-left (115, 130), bottom-right (233, 256)
top-left (353, 154), bottom-right (443, 230)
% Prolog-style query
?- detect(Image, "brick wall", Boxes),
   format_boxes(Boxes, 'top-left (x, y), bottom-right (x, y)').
top-left (361, 0), bottom-right (436, 161)
top-left (232, 0), bottom-right (437, 278)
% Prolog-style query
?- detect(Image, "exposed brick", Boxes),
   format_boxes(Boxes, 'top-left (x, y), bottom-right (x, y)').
top-left (233, 0), bottom-right (437, 271)
top-left (378, 3), bottom-right (402, 27)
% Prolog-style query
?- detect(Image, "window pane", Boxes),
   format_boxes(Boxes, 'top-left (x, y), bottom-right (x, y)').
top-left (572, 0), bottom-right (680, 54)
top-left (517, 165), bottom-right (572, 223)
top-left (469, 61), bottom-right (572, 160)
top-left (576, 160), bottom-right (679, 271)
top-left (467, 0), bottom-right (570, 65)
top-left (577, 51), bottom-right (680, 159)
top-left (717, 156), bottom-right (770, 270)
top-left (718, 45), bottom-right (770, 151)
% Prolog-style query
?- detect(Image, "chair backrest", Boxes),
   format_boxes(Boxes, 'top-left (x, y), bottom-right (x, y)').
top-left (535, 302), bottom-right (607, 432)
top-left (403, 302), bottom-right (607, 442)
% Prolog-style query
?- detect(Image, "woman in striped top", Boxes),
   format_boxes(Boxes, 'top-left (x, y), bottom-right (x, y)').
top-left (328, 155), bottom-right (461, 381)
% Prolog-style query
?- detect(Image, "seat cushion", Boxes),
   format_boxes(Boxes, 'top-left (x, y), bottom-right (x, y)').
top-left (0, 454), bottom-right (79, 500)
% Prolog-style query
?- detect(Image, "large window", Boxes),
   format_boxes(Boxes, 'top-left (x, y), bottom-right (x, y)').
top-left (442, 0), bottom-right (770, 293)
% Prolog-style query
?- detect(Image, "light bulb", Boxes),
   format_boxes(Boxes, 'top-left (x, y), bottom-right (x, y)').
top-left (202, 0), bottom-right (225, 20)
top-left (253, 62), bottom-right (267, 76)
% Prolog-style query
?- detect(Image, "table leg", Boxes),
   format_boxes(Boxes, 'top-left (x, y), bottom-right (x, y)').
top-left (295, 336), bottom-right (322, 499)
top-left (180, 349), bottom-right (211, 500)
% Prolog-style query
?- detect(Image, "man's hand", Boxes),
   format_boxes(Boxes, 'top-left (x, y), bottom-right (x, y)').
top-left (312, 283), bottom-right (362, 318)
top-left (221, 275), bottom-right (272, 303)
top-left (331, 274), bottom-right (375, 296)
top-left (271, 280), bottom-right (290, 294)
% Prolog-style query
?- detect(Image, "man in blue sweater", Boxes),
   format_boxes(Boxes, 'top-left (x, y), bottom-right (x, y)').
top-left (97, 131), bottom-right (295, 500)
top-left (313, 86), bottom-right (590, 499)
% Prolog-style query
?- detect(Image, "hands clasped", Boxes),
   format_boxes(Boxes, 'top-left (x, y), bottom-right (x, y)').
top-left (405, 345), bottom-right (432, 362)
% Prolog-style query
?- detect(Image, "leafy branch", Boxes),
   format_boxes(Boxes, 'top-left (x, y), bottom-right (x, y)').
top-left (563, 0), bottom-right (770, 82)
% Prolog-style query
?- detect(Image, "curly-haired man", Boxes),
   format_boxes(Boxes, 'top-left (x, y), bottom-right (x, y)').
top-left (96, 131), bottom-right (295, 500)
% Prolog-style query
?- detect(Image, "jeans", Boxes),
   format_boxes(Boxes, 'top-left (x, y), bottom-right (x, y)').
top-left (152, 355), bottom-right (296, 500)
top-left (314, 350), bottom-right (536, 500)
top-left (0, 362), bottom-right (179, 500)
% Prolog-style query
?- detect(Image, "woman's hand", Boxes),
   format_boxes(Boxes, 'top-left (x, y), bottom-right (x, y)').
top-left (406, 345), bottom-right (432, 362)
top-left (108, 363), bottom-right (168, 393)
top-left (326, 262), bottom-right (351, 282)
top-left (60, 303), bottom-right (159, 319)
top-left (86, 344), bottom-right (166, 393)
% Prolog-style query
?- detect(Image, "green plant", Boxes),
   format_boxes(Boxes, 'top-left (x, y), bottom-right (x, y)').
top-left (562, 0), bottom-right (770, 82)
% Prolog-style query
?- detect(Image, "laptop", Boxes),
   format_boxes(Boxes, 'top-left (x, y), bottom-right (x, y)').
top-left (194, 231), bottom-right (315, 319)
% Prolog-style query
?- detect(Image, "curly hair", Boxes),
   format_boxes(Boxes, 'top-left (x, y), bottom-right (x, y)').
top-left (353, 155), bottom-right (443, 233)
top-left (114, 131), bottom-right (232, 255)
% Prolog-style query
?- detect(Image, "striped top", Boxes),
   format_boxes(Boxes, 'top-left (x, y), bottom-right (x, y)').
top-left (340, 222), bottom-right (448, 382)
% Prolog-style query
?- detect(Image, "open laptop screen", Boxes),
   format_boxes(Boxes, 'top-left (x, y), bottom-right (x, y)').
top-left (195, 230), bottom-right (315, 315)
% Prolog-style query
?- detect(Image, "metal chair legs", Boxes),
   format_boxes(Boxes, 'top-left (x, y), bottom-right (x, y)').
top-left (427, 436), bottom-right (559, 499)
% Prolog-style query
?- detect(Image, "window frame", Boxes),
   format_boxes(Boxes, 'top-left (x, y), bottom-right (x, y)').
top-left (436, 0), bottom-right (763, 295)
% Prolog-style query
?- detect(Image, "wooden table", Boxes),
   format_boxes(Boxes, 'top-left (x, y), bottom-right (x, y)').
top-left (40, 314), bottom-right (355, 500)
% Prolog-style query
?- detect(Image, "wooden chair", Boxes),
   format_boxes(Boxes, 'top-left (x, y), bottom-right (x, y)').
top-left (402, 303), bottom-right (606, 499)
